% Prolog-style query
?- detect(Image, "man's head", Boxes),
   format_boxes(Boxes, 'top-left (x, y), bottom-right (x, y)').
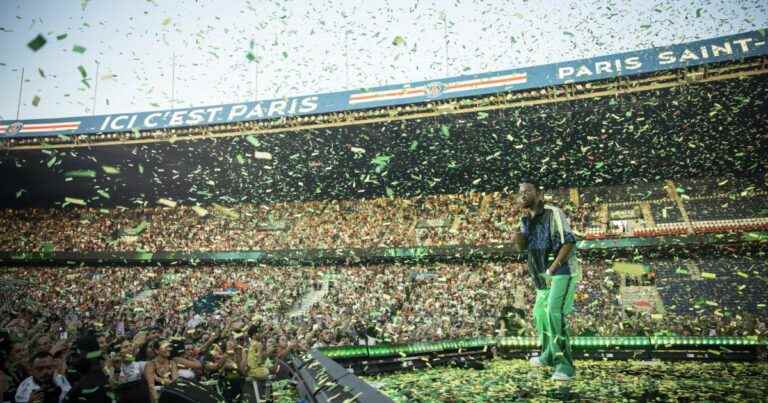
top-left (30, 351), bottom-right (56, 386)
top-left (247, 324), bottom-right (260, 340)
top-left (518, 179), bottom-right (542, 209)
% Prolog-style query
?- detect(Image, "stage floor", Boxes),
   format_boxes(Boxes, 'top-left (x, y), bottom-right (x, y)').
top-left (360, 358), bottom-right (768, 402)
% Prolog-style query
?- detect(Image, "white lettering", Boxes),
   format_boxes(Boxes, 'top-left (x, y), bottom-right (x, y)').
top-left (558, 66), bottom-right (575, 79)
top-left (594, 61), bottom-right (612, 75)
top-left (625, 56), bottom-right (642, 70)
top-left (100, 116), bottom-right (111, 131)
top-left (186, 109), bottom-right (206, 125)
top-left (658, 51), bottom-right (676, 65)
top-left (245, 104), bottom-right (265, 119)
top-left (205, 107), bottom-right (224, 123)
top-left (575, 65), bottom-right (592, 77)
top-left (711, 42), bottom-right (732, 57)
top-left (127, 115), bottom-right (138, 129)
top-left (267, 100), bottom-right (287, 117)
top-left (679, 48), bottom-right (699, 62)
top-left (287, 99), bottom-right (299, 115)
top-left (110, 115), bottom-right (129, 130)
top-left (227, 104), bottom-right (248, 121)
top-left (169, 110), bottom-right (188, 126)
top-left (732, 38), bottom-right (753, 52)
top-left (614, 59), bottom-right (623, 72)
top-left (144, 112), bottom-right (163, 128)
top-left (299, 96), bottom-right (319, 113)
top-left (699, 46), bottom-right (709, 59)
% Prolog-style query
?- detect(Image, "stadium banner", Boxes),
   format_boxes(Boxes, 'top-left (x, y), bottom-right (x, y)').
top-left (1, 28), bottom-right (766, 139)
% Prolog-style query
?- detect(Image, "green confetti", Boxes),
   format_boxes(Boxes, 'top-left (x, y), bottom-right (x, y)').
top-left (124, 221), bottom-right (148, 235)
top-left (245, 135), bottom-right (260, 147)
top-left (96, 190), bottom-right (110, 199)
top-left (78, 65), bottom-right (88, 78)
top-left (32, 95), bottom-right (40, 107)
top-left (64, 197), bottom-right (86, 206)
top-left (191, 206), bottom-right (209, 216)
top-left (162, 17), bottom-right (172, 26)
top-left (27, 34), bottom-right (47, 51)
top-left (65, 169), bottom-right (96, 178)
top-left (102, 165), bottom-right (120, 175)
top-left (392, 35), bottom-right (406, 46)
top-left (72, 45), bottom-right (86, 54)
top-left (253, 151), bottom-right (272, 160)
top-left (157, 198), bottom-right (177, 208)
top-left (56, 33), bottom-right (68, 40)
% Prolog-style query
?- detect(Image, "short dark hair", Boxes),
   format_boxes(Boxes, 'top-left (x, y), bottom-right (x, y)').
top-left (247, 324), bottom-right (260, 338)
top-left (519, 179), bottom-right (542, 192)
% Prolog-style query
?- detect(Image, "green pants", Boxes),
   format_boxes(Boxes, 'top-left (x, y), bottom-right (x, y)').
top-left (533, 274), bottom-right (577, 376)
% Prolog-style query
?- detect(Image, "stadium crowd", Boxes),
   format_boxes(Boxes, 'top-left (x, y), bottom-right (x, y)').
top-left (0, 190), bottom-right (590, 252)
top-left (2, 250), bottom-right (766, 401)
top-left (2, 177), bottom-right (766, 254)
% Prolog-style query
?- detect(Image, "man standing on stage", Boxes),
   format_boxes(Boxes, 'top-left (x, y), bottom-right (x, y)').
top-left (511, 179), bottom-right (579, 381)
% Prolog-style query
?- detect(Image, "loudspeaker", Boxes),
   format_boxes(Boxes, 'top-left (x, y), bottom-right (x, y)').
top-left (158, 379), bottom-right (224, 403)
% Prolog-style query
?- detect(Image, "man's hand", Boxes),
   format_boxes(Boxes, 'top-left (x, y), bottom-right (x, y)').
top-left (29, 390), bottom-right (44, 403)
top-left (546, 264), bottom-right (558, 276)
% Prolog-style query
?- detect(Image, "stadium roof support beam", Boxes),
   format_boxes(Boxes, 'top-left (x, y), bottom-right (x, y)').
top-left (665, 180), bottom-right (695, 235)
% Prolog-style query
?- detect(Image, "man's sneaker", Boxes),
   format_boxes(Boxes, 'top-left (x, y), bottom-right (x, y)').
top-left (528, 356), bottom-right (543, 367)
top-left (551, 371), bottom-right (572, 381)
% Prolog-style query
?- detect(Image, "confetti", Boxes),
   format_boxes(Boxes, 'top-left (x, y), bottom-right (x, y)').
top-left (102, 165), bottom-right (120, 175)
top-left (27, 34), bottom-right (47, 51)
top-left (64, 169), bottom-right (96, 178)
top-left (157, 198), bottom-right (177, 208)
top-left (253, 151), bottom-right (272, 160)
top-left (64, 197), bottom-right (86, 206)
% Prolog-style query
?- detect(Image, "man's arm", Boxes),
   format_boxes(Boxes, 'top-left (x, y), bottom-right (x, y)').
top-left (546, 242), bottom-right (574, 275)
top-left (510, 207), bottom-right (527, 252)
top-left (546, 207), bottom-right (577, 275)
top-left (511, 228), bottom-right (527, 252)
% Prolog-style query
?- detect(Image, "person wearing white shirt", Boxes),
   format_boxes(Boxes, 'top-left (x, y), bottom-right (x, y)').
top-left (15, 352), bottom-right (70, 403)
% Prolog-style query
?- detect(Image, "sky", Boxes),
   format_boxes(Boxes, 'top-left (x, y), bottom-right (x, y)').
top-left (0, 0), bottom-right (766, 121)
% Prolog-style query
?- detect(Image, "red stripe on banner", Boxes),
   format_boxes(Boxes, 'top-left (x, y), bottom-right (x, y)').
top-left (447, 75), bottom-right (527, 91)
top-left (23, 123), bottom-right (81, 129)
top-left (350, 88), bottom-right (427, 101)
top-left (20, 127), bottom-right (79, 133)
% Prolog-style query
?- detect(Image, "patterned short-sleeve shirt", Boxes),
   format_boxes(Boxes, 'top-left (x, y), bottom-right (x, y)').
top-left (520, 205), bottom-right (577, 289)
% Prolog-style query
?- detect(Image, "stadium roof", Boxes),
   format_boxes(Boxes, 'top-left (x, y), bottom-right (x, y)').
top-left (1, 62), bottom-right (766, 208)
top-left (1, 29), bottom-right (766, 139)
